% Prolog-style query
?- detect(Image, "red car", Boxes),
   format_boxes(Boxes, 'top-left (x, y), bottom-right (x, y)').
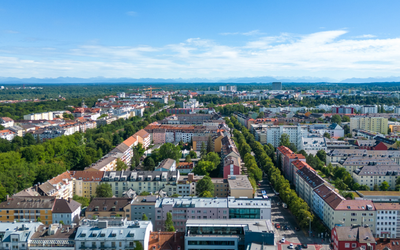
top-left (275, 223), bottom-right (280, 229)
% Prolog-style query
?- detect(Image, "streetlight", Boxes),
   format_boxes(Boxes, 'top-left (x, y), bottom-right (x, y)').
top-left (307, 217), bottom-right (312, 237)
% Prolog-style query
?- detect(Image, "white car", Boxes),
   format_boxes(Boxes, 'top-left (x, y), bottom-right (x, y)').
top-left (281, 238), bottom-right (285, 243)
top-left (289, 243), bottom-right (294, 249)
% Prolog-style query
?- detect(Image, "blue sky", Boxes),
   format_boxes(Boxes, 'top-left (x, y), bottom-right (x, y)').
top-left (1, 0), bottom-right (400, 80)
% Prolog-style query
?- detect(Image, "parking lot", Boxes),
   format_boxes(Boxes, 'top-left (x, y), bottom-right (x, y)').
top-left (257, 177), bottom-right (330, 250)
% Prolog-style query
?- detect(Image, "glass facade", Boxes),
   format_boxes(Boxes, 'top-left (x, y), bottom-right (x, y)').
top-left (187, 226), bottom-right (244, 235)
top-left (229, 208), bottom-right (260, 219)
top-left (188, 241), bottom-right (235, 245)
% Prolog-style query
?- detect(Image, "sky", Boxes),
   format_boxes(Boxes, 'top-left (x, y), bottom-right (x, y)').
top-left (1, 0), bottom-right (400, 80)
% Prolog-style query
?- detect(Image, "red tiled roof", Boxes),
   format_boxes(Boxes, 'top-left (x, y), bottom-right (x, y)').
top-left (277, 146), bottom-right (293, 156)
top-left (291, 160), bottom-right (313, 170)
top-left (48, 171), bottom-right (73, 185)
top-left (335, 200), bottom-right (375, 211)
top-left (123, 136), bottom-right (137, 147)
top-left (134, 129), bottom-right (150, 139)
top-left (71, 171), bottom-right (104, 181)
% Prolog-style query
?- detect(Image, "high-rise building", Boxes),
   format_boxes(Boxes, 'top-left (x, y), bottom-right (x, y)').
top-left (272, 82), bottom-right (282, 90)
top-left (350, 117), bottom-right (388, 134)
top-left (219, 85), bottom-right (237, 92)
top-left (331, 106), bottom-right (354, 114)
top-left (361, 105), bottom-right (378, 114)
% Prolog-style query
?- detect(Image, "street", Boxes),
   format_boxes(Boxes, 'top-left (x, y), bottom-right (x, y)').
top-left (257, 176), bottom-right (330, 250)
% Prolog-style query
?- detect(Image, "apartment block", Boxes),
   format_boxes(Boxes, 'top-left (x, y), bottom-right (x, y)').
top-left (23, 111), bottom-right (54, 121)
top-left (85, 198), bottom-right (133, 219)
top-left (277, 146), bottom-right (306, 183)
top-left (374, 203), bottom-right (400, 238)
top-left (101, 171), bottom-right (180, 197)
top-left (262, 125), bottom-right (308, 148)
top-left (130, 196), bottom-right (157, 226)
top-left (331, 226), bottom-right (375, 250)
top-left (326, 149), bottom-right (400, 165)
top-left (0, 222), bottom-right (43, 250)
top-left (350, 117), bottom-right (388, 134)
top-left (75, 219), bottom-right (153, 250)
top-left (352, 165), bottom-right (400, 190)
top-left (295, 166), bottom-right (326, 206)
top-left (340, 156), bottom-right (396, 174)
top-left (154, 197), bottom-right (271, 232)
top-left (71, 171), bottom-right (104, 198)
top-left (0, 196), bottom-right (55, 224)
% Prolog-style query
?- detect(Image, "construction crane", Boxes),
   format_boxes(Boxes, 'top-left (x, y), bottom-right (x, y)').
top-left (143, 87), bottom-right (162, 98)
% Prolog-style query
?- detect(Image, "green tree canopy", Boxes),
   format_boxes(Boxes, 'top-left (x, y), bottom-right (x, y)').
top-left (165, 212), bottom-right (175, 232)
top-left (143, 157), bottom-right (156, 171)
top-left (331, 114), bottom-right (342, 125)
top-left (196, 176), bottom-right (214, 196)
top-left (159, 143), bottom-right (181, 162)
top-left (142, 214), bottom-right (149, 221)
top-left (116, 159), bottom-right (128, 171)
top-left (73, 195), bottom-right (90, 207)
top-left (193, 160), bottom-right (216, 175)
top-left (95, 183), bottom-right (113, 197)
top-left (380, 181), bottom-right (390, 191)
top-left (279, 133), bottom-right (290, 147)
top-left (323, 132), bottom-right (331, 139)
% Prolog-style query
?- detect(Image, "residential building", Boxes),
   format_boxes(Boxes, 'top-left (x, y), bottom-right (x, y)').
top-left (52, 198), bottom-right (81, 225)
top-left (0, 129), bottom-right (16, 141)
top-left (0, 117), bottom-right (14, 127)
top-left (86, 154), bottom-right (119, 171)
top-left (309, 123), bottom-right (345, 138)
top-left (331, 106), bottom-right (354, 114)
top-left (227, 175), bottom-right (253, 198)
top-left (154, 197), bottom-right (271, 232)
top-left (272, 82), bottom-right (282, 90)
top-left (133, 129), bottom-right (151, 149)
top-left (0, 222), bottom-right (43, 250)
top-left (0, 196), bottom-right (55, 224)
top-left (75, 219), bottom-right (153, 250)
top-left (219, 85), bottom-right (237, 92)
top-left (221, 136), bottom-right (241, 168)
top-left (155, 158), bottom-right (177, 172)
top-left (277, 146), bottom-right (306, 183)
top-left (223, 156), bottom-right (241, 179)
top-left (29, 224), bottom-right (78, 250)
top-left (389, 124), bottom-right (400, 133)
top-left (312, 184), bottom-right (344, 224)
top-left (350, 117), bottom-right (388, 134)
top-left (295, 167), bottom-right (326, 206)
top-left (101, 171), bottom-right (180, 197)
top-left (130, 196), bottom-right (157, 225)
top-left (109, 142), bottom-right (133, 166)
top-left (71, 171), bottom-right (104, 199)
top-left (149, 232), bottom-right (185, 250)
top-left (266, 125), bottom-right (308, 148)
top-left (361, 105), bottom-right (378, 114)
top-left (85, 198), bottom-right (134, 219)
top-left (352, 165), bottom-right (400, 190)
top-left (327, 149), bottom-right (400, 165)
top-left (340, 156), bottom-right (396, 174)
top-left (331, 226), bottom-right (376, 250)
top-left (185, 219), bottom-right (274, 250)
top-left (299, 137), bottom-right (327, 153)
top-left (211, 178), bottom-right (229, 197)
top-left (177, 162), bottom-right (194, 174)
top-left (47, 171), bottom-right (74, 199)
top-left (23, 111), bottom-right (54, 121)
top-left (374, 203), bottom-right (400, 238)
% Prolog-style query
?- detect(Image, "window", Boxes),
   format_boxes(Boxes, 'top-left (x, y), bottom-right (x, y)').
top-left (345, 243), bottom-right (350, 248)
top-left (352, 243), bottom-right (357, 248)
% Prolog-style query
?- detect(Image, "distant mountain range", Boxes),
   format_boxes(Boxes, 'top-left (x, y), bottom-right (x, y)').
top-left (1, 76), bottom-right (400, 84)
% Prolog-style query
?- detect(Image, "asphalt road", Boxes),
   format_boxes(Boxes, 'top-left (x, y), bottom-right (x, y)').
top-left (257, 176), bottom-right (331, 250)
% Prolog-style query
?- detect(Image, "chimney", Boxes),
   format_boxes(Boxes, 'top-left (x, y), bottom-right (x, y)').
top-left (158, 230), bottom-right (161, 243)
top-left (174, 230), bottom-right (177, 242)
top-left (188, 173), bottom-right (194, 182)
top-left (68, 198), bottom-right (71, 203)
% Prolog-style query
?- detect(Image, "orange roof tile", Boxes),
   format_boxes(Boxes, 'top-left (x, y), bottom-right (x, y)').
top-left (123, 136), bottom-right (137, 147)
top-left (48, 171), bottom-right (73, 185)
top-left (134, 129), bottom-right (150, 138)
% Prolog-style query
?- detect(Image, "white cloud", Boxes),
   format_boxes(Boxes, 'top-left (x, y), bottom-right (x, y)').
top-left (1, 30), bottom-right (400, 79)
top-left (220, 30), bottom-right (264, 36)
top-left (126, 11), bottom-right (137, 16)
top-left (353, 34), bottom-right (376, 38)
top-left (4, 30), bottom-right (19, 34)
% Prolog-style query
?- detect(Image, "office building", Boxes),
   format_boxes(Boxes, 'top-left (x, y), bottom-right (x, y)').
top-left (185, 219), bottom-right (274, 250)
top-left (154, 197), bottom-right (271, 232)
top-left (350, 117), bottom-right (388, 134)
top-left (272, 82), bottom-right (282, 90)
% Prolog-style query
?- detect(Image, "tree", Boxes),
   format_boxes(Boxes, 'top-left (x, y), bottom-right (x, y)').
top-left (200, 142), bottom-right (207, 158)
top-left (206, 136), bottom-right (213, 153)
top-left (134, 241), bottom-right (144, 250)
top-left (0, 184), bottom-right (7, 202)
top-left (297, 150), bottom-right (307, 157)
top-left (95, 183), bottom-right (113, 197)
top-left (204, 152), bottom-right (220, 169)
top-left (159, 143), bottom-right (181, 162)
top-left (116, 159), bottom-right (128, 171)
top-left (380, 181), bottom-right (390, 191)
top-left (316, 150), bottom-right (326, 163)
top-left (331, 114), bottom-right (342, 125)
top-left (165, 212), bottom-right (175, 232)
top-left (142, 214), bottom-right (149, 221)
top-left (196, 176), bottom-right (214, 196)
top-left (95, 138), bottom-right (112, 154)
top-left (341, 116), bottom-right (350, 122)
top-left (140, 191), bottom-right (151, 196)
top-left (323, 132), bottom-right (331, 139)
top-left (193, 161), bottom-right (216, 175)
top-left (143, 157), bottom-right (155, 171)
top-left (200, 191), bottom-right (213, 197)
top-left (373, 184), bottom-right (379, 191)
top-left (189, 151), bottom-right (197, 158)
top-left (73, 195), bottom-right (90, 207)
top-left (37, 217), bottom-right (42, 222)
top-left (59, 220), bottom-right (64, 225)
top-left (185, 155), bottom-right (192, 163)
top-left (279, 133), bottom-right (290, 147)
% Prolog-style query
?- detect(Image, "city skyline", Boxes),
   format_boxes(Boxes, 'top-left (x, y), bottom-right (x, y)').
top-left (1, 0), bottom-right (400, 80)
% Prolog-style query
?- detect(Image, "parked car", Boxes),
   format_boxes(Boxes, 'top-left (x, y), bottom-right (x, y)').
top-left (275, 223), bottom-right (281, 229)
top-left (281, 238), bottom-right (285, 243)
top-left (301, 244), bottom-right (308, 248)
top-left (295, 245), bottom-right (302, 250)
top-left (289, 243), bottom-right (294, 249)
